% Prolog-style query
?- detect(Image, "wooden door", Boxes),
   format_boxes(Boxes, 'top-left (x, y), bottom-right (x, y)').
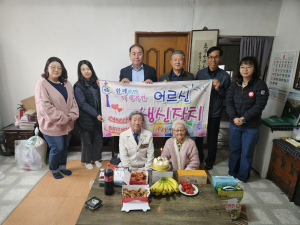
top-left (136, 32), bottom-right (190, 147)
top-left (136, 32), bottom-right (191, 81)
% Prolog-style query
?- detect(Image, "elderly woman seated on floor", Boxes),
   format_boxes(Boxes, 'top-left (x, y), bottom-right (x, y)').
top-left (161, 120), bottom-right (200, 170)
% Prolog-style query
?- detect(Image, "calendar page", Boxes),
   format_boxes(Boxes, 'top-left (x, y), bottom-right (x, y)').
top-left (269, 51), bottom-right (298, 102)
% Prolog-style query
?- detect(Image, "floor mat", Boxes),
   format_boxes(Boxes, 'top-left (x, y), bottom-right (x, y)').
top-left (2, 160), bottom-right (106, 225)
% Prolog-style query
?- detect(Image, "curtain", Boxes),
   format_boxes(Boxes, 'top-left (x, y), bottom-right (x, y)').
top-left (240, 37), bottom-right (274, 80)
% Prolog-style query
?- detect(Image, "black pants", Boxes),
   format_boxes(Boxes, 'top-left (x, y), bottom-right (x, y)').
top-left (196, 117), bottom-right (221, 167)
top-left (79, 127), bottom-right (103, 163)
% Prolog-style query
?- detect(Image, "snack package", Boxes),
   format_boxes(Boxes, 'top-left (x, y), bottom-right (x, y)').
top-left (216, 186), bottom-right (243, 220)
top-left (113, 167), bottom-right (128, 186)
top-left (177, 170), bottom-right (207, 184)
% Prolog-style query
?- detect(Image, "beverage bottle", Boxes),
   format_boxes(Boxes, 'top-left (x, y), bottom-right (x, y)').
top-left (104, 163), bottom-right (114, 195)
top-left (15, 115), bottom-right (20, 129)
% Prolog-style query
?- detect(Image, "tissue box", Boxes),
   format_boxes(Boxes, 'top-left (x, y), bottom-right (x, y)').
top-left (177, 170), bottom-right (207, 184)
top-left (211, 176), bottom-right (238, 188)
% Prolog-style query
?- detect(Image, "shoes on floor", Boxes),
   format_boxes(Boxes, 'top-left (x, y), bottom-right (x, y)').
top-left (205, 165), bottom-right (213, 170)
top-left (235, 178), bottom-right (245, 183)
top-left (60, 169), bottom-right (72, 176)
top-left (95, 161), bottom-right (102, 168)
top-left (85, 163), bottom-right (93, 170)
top-left (53, 172), bottom-right (63, 179)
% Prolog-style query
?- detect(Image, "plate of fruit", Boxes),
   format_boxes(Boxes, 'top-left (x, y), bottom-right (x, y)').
top-left (178, 182), bottom-right (198, 196)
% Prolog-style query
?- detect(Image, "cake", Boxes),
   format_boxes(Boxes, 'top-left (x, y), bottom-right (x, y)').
top-left (153, 156), bottom-right (169, 170)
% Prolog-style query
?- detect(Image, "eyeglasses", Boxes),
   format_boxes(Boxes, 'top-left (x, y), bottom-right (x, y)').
top-left (207, 56), bottom-right (221, 60)
top-left (240, 66), bottom-right (253, 70)
top-left (173, 129), bottom-right (185, 133)
top-left (48, 65), bottom-right (62, 71)
top-left (132, 119), bottom-right (143, 123)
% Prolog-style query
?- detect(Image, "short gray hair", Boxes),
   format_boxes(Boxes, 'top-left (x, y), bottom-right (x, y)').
top-left (172, 120), bottom-right (187, 130)
top-left (171, 50), bottom-right (185, 60)
top-left (171, 120), bottom-right (187, 137)
top-left (129, 110), bottom-right (145, 121)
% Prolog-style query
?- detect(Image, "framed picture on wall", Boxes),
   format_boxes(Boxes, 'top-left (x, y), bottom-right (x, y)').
top-left (293, 53), bottom-right (300, 89)
top-left (189, 29), bottom-right (219, 76)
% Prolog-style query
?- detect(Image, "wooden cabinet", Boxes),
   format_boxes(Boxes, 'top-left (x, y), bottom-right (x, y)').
top-left (267, 140), bottom-right (300, 201)
top-left (1, 124), bottom-right (35, 156)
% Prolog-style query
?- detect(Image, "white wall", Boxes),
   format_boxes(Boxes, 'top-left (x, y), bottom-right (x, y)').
top-left (262, 0), bottom-right (300, 118)
top-left (0, 0), bottom-right (282, 126)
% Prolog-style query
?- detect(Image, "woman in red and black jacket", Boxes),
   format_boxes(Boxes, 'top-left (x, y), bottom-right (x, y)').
top-left (226, 56), bottom-right (269, 182)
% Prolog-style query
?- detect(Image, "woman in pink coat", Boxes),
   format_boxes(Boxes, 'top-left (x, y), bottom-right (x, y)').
top-left (161, 120), bottom-right (200, 170)
top-left (35, 57), bottom-right (79, 179)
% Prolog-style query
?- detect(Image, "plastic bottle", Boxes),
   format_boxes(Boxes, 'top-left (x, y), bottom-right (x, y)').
top-left (35, 127), bottom-right (39, 136)
top-left (15, 115), bottom-right (20, 129)
top-left (104, 163), bottom-right (114, 195)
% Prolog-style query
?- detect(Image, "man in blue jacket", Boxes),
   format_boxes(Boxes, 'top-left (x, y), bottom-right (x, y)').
top-left (195, 46), bottom-right (231, 170)
top-left (119, 44), bottom-right (156, 84)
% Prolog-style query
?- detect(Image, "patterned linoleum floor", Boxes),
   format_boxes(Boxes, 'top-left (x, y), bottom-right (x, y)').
top-left (212, 128), bottom-right (300, 225)
top-left (1, 131), bottom-right (300, 225)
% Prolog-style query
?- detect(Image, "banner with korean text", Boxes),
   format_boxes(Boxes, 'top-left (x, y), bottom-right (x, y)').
top-left (100, 80), bottom-right (212, 137)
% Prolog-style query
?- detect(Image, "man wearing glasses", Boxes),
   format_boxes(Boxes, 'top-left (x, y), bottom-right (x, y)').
top-left (195, 46), bottom-right (231, 170)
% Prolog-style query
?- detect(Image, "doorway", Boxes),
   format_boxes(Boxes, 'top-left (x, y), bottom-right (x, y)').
top-left (218, 36), bottom-right (241, 81)
top-left (135, 32), bottom-right (191, 81)
top-left (136, 32), bottom-right (191, 147)
top-left (218, 36), bottom-right (241, 132)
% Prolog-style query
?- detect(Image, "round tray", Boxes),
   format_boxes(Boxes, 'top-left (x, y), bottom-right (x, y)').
top-left (178, 184), bottom-right (198, 196)
top-left (151, 163), bottom-right (171, 171)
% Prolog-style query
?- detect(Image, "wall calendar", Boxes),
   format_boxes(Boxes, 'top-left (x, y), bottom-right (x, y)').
top-left (269, 51), bottom-right (299, 102)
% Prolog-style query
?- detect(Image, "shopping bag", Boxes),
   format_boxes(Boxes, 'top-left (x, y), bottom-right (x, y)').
top-left (17, 142), bottom-right (42, 171)
top-left (25, 128), bottom-right (47, 166)
top-left (16, 128), bottom-right (45, 170)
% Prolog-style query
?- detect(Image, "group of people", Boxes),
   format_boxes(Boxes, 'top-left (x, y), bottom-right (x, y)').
top-left (35, 44), bottom-right (269, 183)
top-left (35, 58), bottom-right (104, 179)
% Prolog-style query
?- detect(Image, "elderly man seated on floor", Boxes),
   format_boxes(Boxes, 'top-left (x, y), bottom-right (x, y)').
top-left (161, 120), bottom-right (200, 170)
top-left (119, 111), bottom-right (154, 170)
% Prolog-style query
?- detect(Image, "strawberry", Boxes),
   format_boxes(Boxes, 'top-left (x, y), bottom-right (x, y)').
top-left (186, 189), bottom-right (190, 193)
top-left (189, 190), bottom-right (194, 194)
top-left (187, 182), bottom-right (191, 186)
top-left (183, 182), bottom-right (187, 186)
top-left (181, 186), bottom-right (185, 192)
top-left (191, 186), bottom-right (195, 190)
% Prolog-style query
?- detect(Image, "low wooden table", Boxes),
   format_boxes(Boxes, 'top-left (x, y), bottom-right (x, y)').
top-left (76, 171), bottom-right (233, 225)
top-left (1, 123), bottom-right (35, 156)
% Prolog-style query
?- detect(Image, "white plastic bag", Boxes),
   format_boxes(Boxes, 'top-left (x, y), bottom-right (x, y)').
top-left (17, 143), bottom-right (42, 171)
top-left (16, 128), bottom-right (46, 170)
top-left (26, 129), bottom-right (47, 166)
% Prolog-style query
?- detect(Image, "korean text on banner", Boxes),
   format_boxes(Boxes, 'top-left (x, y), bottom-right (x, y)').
top-left (100, 80), bottom-right (212, 137)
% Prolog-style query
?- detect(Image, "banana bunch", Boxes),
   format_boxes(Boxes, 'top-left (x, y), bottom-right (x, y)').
top-left (150, 177), bottom-right (179, 196)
